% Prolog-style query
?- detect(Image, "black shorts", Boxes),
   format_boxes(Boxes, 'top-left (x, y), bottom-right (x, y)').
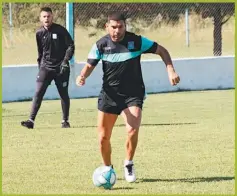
top-left (36, 66), bottom-right (70, 87)
top-left (98, 89), bottom-right (144, 115)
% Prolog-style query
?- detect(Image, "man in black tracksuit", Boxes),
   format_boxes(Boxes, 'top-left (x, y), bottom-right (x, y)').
top-left (21, 7), bottom-right (75, 129)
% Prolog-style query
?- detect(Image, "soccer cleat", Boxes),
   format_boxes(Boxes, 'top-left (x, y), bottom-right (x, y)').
top-left (124, 163), bottom-right (136, 183)
top-left (62, 121), bottom-right (70, 128)
top-left (21, 120), bottom-right (34, 129)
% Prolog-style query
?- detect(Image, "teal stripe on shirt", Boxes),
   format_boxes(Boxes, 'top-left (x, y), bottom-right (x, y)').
top-left (141, 36), bottom-right (154, 53)
top-left (101, 51), bottom-right (142, 63)
top-left (88, 44), bottom-right (101, 60)
top-left (88, 36), bottom-right (154, 63)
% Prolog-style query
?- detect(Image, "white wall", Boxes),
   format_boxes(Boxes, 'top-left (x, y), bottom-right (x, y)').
top-left (2, 56), bottom-right (234, 102)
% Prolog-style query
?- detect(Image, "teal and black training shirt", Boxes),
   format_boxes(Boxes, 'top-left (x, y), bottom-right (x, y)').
top-left (87, 31), bottom-right (158, 97)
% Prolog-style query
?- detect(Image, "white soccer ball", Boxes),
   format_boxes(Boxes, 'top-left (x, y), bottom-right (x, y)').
top-left (92, 165), bottom-right (116, 190)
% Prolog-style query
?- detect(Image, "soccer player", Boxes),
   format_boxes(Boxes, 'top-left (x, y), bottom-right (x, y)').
top-left (21, 7), bottom-right (75, 129)
top-left (76, 12), bottom-right (180, 182)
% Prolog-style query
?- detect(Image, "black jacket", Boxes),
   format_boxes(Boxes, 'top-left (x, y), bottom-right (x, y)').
top-left (36, 23), bottom-right (75, 69)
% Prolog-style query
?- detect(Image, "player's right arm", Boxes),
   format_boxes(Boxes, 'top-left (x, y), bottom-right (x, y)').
top-left (76, 43), bottom-right (101, 86)
top-left (36, 32), bottom-right (43, 68)
top-left (76, 63), bottom-right (95, 86)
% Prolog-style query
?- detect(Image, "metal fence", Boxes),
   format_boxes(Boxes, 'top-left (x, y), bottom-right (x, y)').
top-left (2, 3), bottom-right (235, 65)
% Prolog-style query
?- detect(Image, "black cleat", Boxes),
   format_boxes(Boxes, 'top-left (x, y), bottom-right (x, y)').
top-left (21, 120), bottom-right (34, 129)
top-left (62, 121), bottom-right (70, 128)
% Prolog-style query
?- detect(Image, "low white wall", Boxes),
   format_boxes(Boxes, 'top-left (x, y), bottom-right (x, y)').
top-left (2, 56), bottom-right (234, 102)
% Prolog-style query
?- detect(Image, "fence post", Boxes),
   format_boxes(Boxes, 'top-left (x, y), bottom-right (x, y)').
top-left (9, 3), bottom-right (13, 47)
top-left (185, 8), bottom-right (190, 47)
top-left (66, 2), bottom-right (74, 64)
top-left (66, 3), bottom-right (76, 87)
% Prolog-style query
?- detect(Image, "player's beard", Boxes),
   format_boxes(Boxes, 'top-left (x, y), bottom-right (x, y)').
top-left (113, 32), bottom-right (125, 42)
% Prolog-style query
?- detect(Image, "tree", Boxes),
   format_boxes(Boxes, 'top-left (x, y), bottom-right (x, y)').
top-left (195, 3), bottom-right (234, 56)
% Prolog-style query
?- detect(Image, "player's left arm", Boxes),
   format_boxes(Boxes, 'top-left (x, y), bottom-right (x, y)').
top-left (141, 36), bottom-right (180, 86)
top-left (155, 45), bottom-right (180, 86)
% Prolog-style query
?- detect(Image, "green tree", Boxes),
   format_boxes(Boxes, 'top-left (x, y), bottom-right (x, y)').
top-left (194, 3), bottom-right (234, 56)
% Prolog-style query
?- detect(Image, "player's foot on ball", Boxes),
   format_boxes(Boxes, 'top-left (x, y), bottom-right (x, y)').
top-left (62, 121), bottom-right (70, 128)
top-left (21, 120), bottom-right (34, 129)
top-left (124, 163), bottom-right (136, 183)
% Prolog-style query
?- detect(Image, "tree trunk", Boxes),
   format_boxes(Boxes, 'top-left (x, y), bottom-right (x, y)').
top-left (213, 7), bottom-right (222, 56)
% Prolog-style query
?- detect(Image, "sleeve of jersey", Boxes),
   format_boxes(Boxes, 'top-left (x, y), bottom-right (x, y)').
top-left (63, 29), bottom-right (75, 62)
top-left (36, 32), bottom-right (43, 68)
top-left (87, 44), bottom-right (101, 66)
top-left (141, 36), bottom-right (158, 54)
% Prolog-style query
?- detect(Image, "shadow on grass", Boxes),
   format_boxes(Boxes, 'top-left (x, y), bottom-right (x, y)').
top-left (17, 122), bottom-right (196, 130)
top-left (139, 176), bottom-right (235, 183)
top-left (72, 122), bottom-right (196, 128)
top-left (112, 187), bottom-right (135, 190)
top-left (17, 122), bottom-right (196, 129)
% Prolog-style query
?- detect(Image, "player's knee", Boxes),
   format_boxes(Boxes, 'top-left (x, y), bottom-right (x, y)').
top-left (126, 126), bottom-right (139, 135)
top-left (128, 130), bottom-right (138, 137)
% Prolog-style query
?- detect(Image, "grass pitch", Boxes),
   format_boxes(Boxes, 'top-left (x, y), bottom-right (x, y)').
top-left (2, 90), bottom-right (235, 194)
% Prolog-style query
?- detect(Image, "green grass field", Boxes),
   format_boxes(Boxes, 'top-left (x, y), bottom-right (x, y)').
top-left (2, 89), bottom-right (235, 194)
top-left (2, 15), bottom-right (235, 65)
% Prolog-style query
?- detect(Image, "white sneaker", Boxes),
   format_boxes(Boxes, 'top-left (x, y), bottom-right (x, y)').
top-left (124, 163), bottom-right (136, 183)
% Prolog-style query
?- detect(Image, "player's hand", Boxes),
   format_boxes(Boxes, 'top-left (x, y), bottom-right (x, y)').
top-left (60, 60), bottom-right (70, 75)
top-left (76, 75), bottom-right (86, 86)
top-left (167, 67), bottom-right (180, 86)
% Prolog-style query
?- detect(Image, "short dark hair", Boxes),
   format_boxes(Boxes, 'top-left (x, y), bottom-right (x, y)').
top-left (40, 7), bottom-right (53, 13)
top-left (108, 12), bottom-right (126, 22)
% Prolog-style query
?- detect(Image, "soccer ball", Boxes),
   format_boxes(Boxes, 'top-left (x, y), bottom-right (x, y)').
top-left (92, 165), bottom-right (116, 190)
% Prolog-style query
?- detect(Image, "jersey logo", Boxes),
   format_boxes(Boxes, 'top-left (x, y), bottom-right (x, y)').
top-left (127, 41), bottom-right (135, 50)
top-left (103, 46), bottom-right (111, 50)
top-left (63, 81), bottom-right (68, 87)
top-left (52, 34), bottom-right (57, 39)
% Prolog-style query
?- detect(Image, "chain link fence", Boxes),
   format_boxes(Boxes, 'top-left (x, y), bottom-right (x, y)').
top-left (2, 3), bottom-right (235, 65)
